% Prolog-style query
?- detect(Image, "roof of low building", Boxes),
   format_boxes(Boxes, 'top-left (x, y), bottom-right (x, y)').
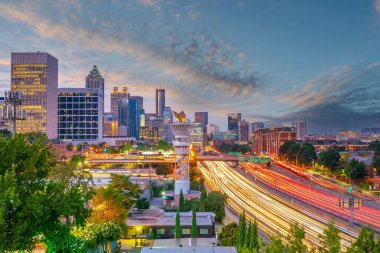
top-left (128, 210), bottom-right (215, 227)
top-left (141, 247), bottom-right (237, 253)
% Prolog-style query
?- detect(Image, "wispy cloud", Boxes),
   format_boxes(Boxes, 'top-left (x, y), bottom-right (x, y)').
top-left (0, 1), bottom-right (261, 106)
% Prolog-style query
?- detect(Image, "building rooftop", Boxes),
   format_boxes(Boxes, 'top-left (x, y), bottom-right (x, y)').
top-left (141, 247), bottom-right (237, 253)
top-left (128, 210), bottom-right (215, 227)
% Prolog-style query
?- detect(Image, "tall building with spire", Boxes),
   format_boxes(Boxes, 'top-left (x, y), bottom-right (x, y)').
top-left (86, 65), bottom-right (104, 96)
top-left (11, 52), bottom-right (58, 139)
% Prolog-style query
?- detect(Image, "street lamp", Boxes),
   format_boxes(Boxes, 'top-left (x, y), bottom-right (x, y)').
top-left (343, 167), bottom-right (357, 188)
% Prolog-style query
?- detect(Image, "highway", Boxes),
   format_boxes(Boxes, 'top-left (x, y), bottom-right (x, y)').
top-left (198, 161), bottom-right (358, 250)
top-left (240, 162), bottom-right (380, 231)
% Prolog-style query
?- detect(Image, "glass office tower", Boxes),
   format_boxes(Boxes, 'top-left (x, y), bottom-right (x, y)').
top-left (11, 52), bottom-right (58, 138)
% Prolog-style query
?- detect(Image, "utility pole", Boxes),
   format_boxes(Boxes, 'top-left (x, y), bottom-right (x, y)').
top-left (3, 91), bottom-right (26, 137)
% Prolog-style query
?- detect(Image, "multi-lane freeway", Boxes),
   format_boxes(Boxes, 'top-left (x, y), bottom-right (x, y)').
top-left (198, 161), bottom-right (361, 250)
top-left (240, 162), bottom-right (380, 230)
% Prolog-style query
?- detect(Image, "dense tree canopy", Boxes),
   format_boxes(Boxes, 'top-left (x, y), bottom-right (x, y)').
top-left (279, 141), bottom-right (317, 167)
top-left (368, 140), bottom-right (380, 152)
top-left (0, 134), bottom-right (91, 252)
top-left (318, 149), bottom-right (341, 171)
top-left (219, 222), bottom-right (238, 246)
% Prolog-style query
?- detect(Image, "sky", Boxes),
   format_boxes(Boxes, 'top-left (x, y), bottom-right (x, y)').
top-left (0, 0), bottom-right (380, 134)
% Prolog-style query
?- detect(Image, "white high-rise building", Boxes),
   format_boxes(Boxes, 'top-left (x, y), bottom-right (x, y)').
top-left (295, 120), bottom-right (308, 140)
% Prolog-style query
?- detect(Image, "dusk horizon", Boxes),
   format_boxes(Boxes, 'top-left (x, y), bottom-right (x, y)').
top-left (1, 0), bottom-right (380, 133)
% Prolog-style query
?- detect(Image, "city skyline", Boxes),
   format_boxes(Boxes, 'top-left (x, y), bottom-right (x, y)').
top-left (1, 1), bottom-right (380, 133)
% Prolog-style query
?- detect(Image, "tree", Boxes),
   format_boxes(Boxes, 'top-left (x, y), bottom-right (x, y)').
top-left (347, 227), bottom-right (376, 253)
top-left (136, 198), bottom-right (150, 209)
top-left (108, 173), bottom-right (142, 210)
top-left (191, 208), bottom-right (198, 238)
top-left (237, 212), bottom-right (246, 248)
top-left (287, 222), bottom-right (307, 253)
top-left (70, 155), bottom-right (85, 169)
top-left (219, 222), bottom-right (238, 246)
top-left (120, 143), bottom-right (132, 153)
top-left (368, 140), bottom-right (380, 152)
top-left (157, 140), bottom-right (171, 151)
top-left (66, 143), bottom-right (74, 151)
top-left (183, 198), bottom-right (200, 212)
top-left (156, 164), bottom-right (174, 178)
top-left (318, 221), bottom-right (340, 253)
top-left (318, 149), bottom-right (340, 171)
top-left (251, 218), bottom-right (259, 251)
top-left (345, 159), bottom-right (367, 180)
top-left (264, 236), bottom-right (286, 253)
top-left (0, 134), bottom-right (90, 252)
top-left (245, 221), bottom-right (252, 250)
top-left (199, 189), bottom-right (207, 212)
top-left (205, 191), bottom-right (227, 221)
top-left (175, 211), bottom-right (181, 239)
top-left (297, 142), bottom-right (317, 167)
top-left (0, 129), bottom-right (11, 138)
top-left (179, 189), bottom-right (185, 212)
top-left (372, 151), bottom-right (380, 176)
top-left (88, 186), bottom-right (127, 226)
top-left (279, 140), bottom-right (300, 163)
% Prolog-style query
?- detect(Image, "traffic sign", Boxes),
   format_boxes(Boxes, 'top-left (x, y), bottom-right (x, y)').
top-left (347, 187), bottom-right (352, 193)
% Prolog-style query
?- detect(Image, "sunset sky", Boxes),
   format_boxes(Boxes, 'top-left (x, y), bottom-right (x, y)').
top-left (1, 0), bottom-right (380, 133)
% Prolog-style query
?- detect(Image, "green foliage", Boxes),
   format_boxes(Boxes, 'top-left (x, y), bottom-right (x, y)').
top-left (183, 198), bottom-right (200, 212)
top-left (108, 173), bottom-right (142, 210)
top-left (205, 191), bottom-right (227, 221)
top-left (156, 140), bottom-right (171, 151)
top-left (156, 164), bottom-right (174, 178)
top-left (347, 227), bottom-right (376, 253)
top-left (216, 143), bottom-right (251, 154)
top-left (191, 208), bottom-right (198, 238)
top-left (318, 149), bottom-right (341, 171)
top-left (89, 186), bottom-right (128, 226)
top-left (237, 212), bottom-right (246, 248)
top-left (0, 129), bottom-right (11, 138)
top-left (368, 140), bottom-right (380, 152)
top-left (71, 221), bottom-right (121, 250)
top-left (372, 151), bottom-right (380, 176)
top-left (297, 142), bottom-right (317, 166)
top-left (279, 140), bottom-right (300, 162)
top-left (199, 189), bottom-right (207, 212)
top-left (70, 155), bottom-right (85, 168)
top-left (263, 236), bottom-right (286, 253)
top-left (287, 222), bottom-right (307, 253)
top-left (120, 143), bottom-right (133, 153)
top-left (179, 189), bottom-right (185, 212)
top-left (219, 222), bottom-right (238, 246)
top-left (251, 218), bottom-right (259, 251)
top-left (279, 141), bottom-right (317, 167)
top-left (318, 221), bottom-right (340, 253)
top-left (190, 166), bottom-right (205, 191)
top-left (345, 159), bottom-right (367, 179)
top-left (245, 221), bottom-right (252, 249)
top-left (136, 197), bottom-right (150, 209)
top-left (0, 134), bottom-right (90, 252)
top-left (175, 211), bottom-right (181, 239)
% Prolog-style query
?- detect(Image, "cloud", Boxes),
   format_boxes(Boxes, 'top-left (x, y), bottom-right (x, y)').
top-left (0, 1), bottom-right (262, 107)
top-left (375, 0), bottom-right (380, 15)
top-left (274, 62), bottom-right (380, 133)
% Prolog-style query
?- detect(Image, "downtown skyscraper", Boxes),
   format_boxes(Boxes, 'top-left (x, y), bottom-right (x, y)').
top-left (155, 88), bottom-right (165, 118)
top-left (11, 52), bottom-right (58, 139)
top-left (228, 113), bottom-right (242, 132)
